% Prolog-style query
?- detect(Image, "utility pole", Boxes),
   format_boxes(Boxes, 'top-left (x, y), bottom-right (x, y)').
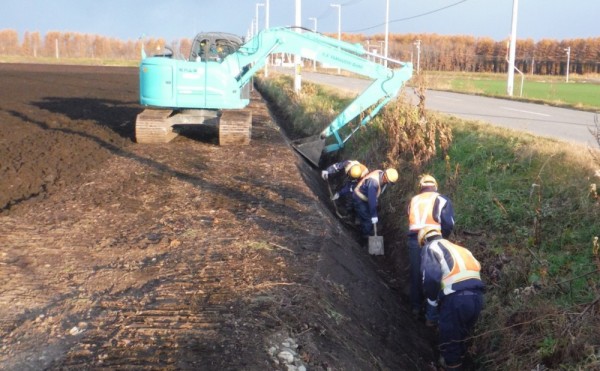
top-left (506, 0), bottom-right (519, 97)
top-left (308, 17), bottom-right (317, 33)
top-left (264, 0), bottom-right (270, 77)
top-left (564, 46), bottom-right (571, 82)
top-left (309, 17), bottom-right (317, 71)
top-left (384, 0), bottom-right (389, 67)
top-left (330, 3), bottom-right (341, 74)
top-left (414, 39), bottom-right (421, 74)
top-left (255, 3), bottom-right (264, 36)
top-left (294, 0), bottom-right (302, 93)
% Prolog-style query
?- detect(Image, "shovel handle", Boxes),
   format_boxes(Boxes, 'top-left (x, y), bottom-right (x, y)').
top-left (325, 178), bottom-right (344, 219)
top-left (373, 223), bottom-right (378, 236)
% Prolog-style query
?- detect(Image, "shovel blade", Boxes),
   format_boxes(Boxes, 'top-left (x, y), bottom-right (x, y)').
top-left (292, 135), bottom-right (326, 168)
top-left (368, 235), bottom-right (384, 255)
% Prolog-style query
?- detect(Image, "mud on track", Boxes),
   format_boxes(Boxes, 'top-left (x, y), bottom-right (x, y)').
top-left (0, 63), bottom-right (434, 370)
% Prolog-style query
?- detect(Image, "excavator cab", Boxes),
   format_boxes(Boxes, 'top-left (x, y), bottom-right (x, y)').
top-left (189, 32), bottom-right (243, 62)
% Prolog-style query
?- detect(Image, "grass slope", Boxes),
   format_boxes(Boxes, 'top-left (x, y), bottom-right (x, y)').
top-left (258, 74), bottom-right (600, 370)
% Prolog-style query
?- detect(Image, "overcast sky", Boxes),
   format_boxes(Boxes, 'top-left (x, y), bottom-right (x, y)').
top-left (4, 0), bottom-right (599, 42)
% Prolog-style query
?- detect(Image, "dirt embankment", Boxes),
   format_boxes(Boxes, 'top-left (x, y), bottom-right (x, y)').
top-left (0, 63), bottom-right (435, 370)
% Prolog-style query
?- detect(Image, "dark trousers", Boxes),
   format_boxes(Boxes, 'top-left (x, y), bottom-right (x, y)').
top-left (408, 235), bottom-right (438, 321)
top-left (353, 196), bottom-right (373, 237)
top-left (438, 290), bottom-right (484, 368)
top-left (341, 194), bottom-right (354, 216)
top-left (408, 235), bottom-right (422, 312)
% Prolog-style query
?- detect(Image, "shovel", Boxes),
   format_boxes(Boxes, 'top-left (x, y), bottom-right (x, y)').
top-left (368, 223), bottom-right (384, 255)
top-left (326, 179), bottom-right (346, 219)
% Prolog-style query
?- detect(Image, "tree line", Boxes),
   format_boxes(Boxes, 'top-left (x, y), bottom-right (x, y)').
top-left (1, 29), bottom-right (598, 75)
top-left (343, 33), bottom-right (600, 75)
top-left (0, 29), bottom-right (164, 61)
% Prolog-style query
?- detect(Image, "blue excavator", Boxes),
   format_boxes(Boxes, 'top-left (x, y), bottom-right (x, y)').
top-left (137, 27), bottom-right (413, 166)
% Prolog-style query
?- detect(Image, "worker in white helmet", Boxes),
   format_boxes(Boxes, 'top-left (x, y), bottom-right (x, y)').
top-left (418, 226), bottom-right (484, 370)
top-left (352, 168), bottom-right (399, 240)
top-left (321, 160), bottom-right (369, 217)
top-left (407, 174), bottom-right (455, 325)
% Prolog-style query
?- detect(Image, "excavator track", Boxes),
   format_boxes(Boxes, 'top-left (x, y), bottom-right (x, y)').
top-left (135, 109), bottom-right (177, 143)
top-left (135, 109), bottom-right (252, 145)
top-left (218, 110), bottom-right (252, 145)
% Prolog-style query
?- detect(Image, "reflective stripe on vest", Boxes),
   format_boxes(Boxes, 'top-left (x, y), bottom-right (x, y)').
top-left (441, 240), bottom-right (481, 291)
top-left (409, 192), bottom-right (441, 231)
top-left (354, 170), bottom-right (381, 202)
top-left (357, 164), bottom-right (369, 178)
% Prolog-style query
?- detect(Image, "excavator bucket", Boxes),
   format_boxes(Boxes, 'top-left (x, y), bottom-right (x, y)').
top-left (291, 135), bottom-right (326, 168)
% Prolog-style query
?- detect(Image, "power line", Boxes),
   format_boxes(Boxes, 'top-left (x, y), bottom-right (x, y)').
top-left (350, 0), bottom-right (470, 33)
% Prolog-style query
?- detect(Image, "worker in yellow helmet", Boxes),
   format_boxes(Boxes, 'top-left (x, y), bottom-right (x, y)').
top-left (407, 174), bottom-right (455, 325)
top-left (352, 168), bottom-right (398, 240)
top-left (418, 226), bottom-right (484, 371)
top-left (321, 160), bottom-right (369, 218)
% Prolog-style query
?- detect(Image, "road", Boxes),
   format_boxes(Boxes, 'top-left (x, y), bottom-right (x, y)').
top-left (272, 67), bottom-right (600, 149)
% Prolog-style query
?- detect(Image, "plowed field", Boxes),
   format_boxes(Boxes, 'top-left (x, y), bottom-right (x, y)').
top-left (0, 63), bottom-right (435, 370)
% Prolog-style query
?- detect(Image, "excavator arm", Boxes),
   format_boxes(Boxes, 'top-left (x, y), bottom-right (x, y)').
top-left (228, 27), bottom-right (413, 165)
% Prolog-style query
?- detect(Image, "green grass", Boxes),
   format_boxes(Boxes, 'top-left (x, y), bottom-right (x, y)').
top-left (426, 71), bottom-right (600, 111)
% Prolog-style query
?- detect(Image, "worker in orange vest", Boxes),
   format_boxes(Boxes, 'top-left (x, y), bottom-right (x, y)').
top-left (407, 174), bottom-right (455, 324)
top-left (418, 226), bottom-right (484, 370)
top-left (352, 168), bottom-right (399, 239)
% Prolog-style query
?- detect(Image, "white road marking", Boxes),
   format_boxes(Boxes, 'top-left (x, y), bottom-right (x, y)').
top-left (501, 107), bottom-right (551, 117)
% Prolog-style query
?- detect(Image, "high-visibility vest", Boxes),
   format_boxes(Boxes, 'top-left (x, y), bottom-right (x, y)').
top-left (354, 170), bottom-right (382, 202)
top-left (409, 192), bottom-right (441, 231)
top-left (439, 240), bottom-right (481, 293)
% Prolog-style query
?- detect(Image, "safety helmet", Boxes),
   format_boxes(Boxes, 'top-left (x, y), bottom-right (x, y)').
top-left (349, 164), bottom-right (364, 179)
top-left (417, 226), bottom-right (442, 247)
top-left (344, 161), bottom-right (359, 174)
top-left (384, 168), bottom-right (399, 183)
top-left (419, 174), bottom-right (438, 190)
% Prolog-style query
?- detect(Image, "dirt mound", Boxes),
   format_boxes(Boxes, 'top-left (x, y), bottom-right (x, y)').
top-left (0, 63), bottom-right (435, 370)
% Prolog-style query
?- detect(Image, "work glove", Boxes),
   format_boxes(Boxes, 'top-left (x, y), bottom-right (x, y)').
top-left (427, 298), bottom-right (438, 307)
top-left (371, 217), bottom-right (378, 224)
top-left (331, 192), bottom-right (340, 201)
top-left (321, 170), bottom-right (329, 180)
